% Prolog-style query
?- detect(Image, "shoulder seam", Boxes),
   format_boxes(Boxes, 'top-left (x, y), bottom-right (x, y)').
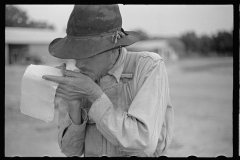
top-left (137, 52), bottom-right (163, 62)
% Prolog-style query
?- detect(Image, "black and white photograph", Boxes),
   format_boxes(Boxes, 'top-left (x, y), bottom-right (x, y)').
top-left (5, 4), bottom-right (233, 157)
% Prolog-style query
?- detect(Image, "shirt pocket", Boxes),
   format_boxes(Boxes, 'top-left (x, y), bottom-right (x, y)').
top-left (104, 80), bottom-right (132, 113)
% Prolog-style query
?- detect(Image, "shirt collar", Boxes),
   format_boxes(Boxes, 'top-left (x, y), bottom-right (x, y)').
top-left (107, 47), bottom-right (127, 83)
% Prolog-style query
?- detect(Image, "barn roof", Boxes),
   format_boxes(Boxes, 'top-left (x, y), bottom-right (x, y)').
top-left (127, 39), bottom-right (170, 50)
top-left (5, 27), bottom-right (66, 44)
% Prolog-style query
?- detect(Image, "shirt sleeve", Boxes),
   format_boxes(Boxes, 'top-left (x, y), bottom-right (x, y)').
top-left (88, 58), bottom-right (172, 156)
top-left (57, 99), bottom-right (88, 157)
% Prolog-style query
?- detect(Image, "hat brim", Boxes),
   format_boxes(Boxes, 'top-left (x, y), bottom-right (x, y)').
top-left (48, 31), bottom-right (140, 60)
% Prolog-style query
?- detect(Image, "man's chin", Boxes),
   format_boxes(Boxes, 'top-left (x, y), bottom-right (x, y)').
top-left (78, 70), bottom-right (98, 82)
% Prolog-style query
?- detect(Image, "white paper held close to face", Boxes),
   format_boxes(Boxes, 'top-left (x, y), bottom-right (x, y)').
top-left (20, 64), bottom-right (63, 122)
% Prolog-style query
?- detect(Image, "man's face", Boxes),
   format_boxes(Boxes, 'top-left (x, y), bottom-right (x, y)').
top-left (75, 50), bottom-right (112, 81)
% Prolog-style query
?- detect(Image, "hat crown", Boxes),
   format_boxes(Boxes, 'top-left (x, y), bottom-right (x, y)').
top-left (67, 5), bottom-right (122, 36)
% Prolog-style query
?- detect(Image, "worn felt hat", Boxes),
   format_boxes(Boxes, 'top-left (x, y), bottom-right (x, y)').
top-left (49, 5), bottom-right (140, 60)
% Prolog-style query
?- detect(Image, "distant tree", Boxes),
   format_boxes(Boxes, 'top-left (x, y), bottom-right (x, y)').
top-left (180, 30), bottom-right (232, 56)
top-left (134, 29), bottom-right (150, 41)
top-left (199, 35), bottom-right (213, 55)
top-left (212, 31), bottom-right (233, 55)
top-left (180, 31), bottom-right (201, 54)
top-left (5, 5), bottom-right (55, 30)
top-left (6, 5), bottom-right (28, 27)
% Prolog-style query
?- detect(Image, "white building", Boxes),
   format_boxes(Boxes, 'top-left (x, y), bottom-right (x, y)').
top-left (126, 39), bottom-right (180, 61)
top-left (5, 27), bottom-right (183, 67)
top-left (5, 27), bottom-right (68, 66)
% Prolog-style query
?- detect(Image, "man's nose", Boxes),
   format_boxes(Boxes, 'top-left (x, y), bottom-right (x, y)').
top-left (75, 60), bottom-right (85, 68)
top-left (75, 60), bottom-right (90, 73)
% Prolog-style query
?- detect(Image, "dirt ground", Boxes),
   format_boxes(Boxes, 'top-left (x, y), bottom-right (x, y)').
top-left (5, 56), bottom-right (233, 157)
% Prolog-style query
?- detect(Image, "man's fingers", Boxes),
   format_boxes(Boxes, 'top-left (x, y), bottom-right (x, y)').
top-left (56, 85), bottom-right (76, 96)
top-left (56, 86), bottom-right (68, 95)
top-left (58, 84), bottom-right (70, 91)
top-left (57, 84), bottom-right (88, 99)
top-left (55, 92), bottom-right (69, 100)
top-left (42, 75), bottom-right (70, 85)
top-left (55, 92), bottom-right (80, 101)
top-left (62, 69), bottom-right (83, 78)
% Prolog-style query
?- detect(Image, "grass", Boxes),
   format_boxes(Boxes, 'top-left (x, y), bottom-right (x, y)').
top-left (5, 56), bottom-right (233, 157)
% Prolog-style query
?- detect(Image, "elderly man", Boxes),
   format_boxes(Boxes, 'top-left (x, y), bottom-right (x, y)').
top-left (42, 5), bottom-right (174, 157)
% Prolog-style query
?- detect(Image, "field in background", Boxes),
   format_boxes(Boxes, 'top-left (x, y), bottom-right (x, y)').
top-left (5, 56), bottom-right (233, 157)
top-left (165, 56), bottom-right (233, 157)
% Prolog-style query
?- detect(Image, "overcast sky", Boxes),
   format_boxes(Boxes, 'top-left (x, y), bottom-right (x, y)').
top-left (16, 4), bottom-right (233, 37)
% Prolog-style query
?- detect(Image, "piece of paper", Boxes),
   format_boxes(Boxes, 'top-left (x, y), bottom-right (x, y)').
top-left (20, 64), bottom-right (63, 122)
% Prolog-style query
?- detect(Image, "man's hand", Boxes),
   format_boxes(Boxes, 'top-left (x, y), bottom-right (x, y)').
top-left (53, 63), bottom-right (67, 107)
top-left (42, 69), bottom-right (104, 105)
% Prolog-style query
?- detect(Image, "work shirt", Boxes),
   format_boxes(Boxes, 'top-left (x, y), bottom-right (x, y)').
top-left (57, 47), bottom-right (174, 157)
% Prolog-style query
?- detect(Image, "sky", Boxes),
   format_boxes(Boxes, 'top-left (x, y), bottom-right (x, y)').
top-left (16, 4), bottom-right (233, 37)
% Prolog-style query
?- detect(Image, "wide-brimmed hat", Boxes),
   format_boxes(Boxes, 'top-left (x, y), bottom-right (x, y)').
top-left (49, 5), bottom-right (140, 60)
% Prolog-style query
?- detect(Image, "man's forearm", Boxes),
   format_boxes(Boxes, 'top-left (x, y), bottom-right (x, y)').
top-left (68, 105), bottom-right (82, 125)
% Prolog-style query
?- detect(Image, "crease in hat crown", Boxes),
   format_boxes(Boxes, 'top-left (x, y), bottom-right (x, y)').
top-left (67, 5), bottom-right (122, 37)
top-left (48, 4), bottom-right (140, 60)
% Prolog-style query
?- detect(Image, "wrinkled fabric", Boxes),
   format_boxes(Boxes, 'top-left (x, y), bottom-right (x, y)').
top-left (20, 64), bottom-right (62, 122)
top-left (57, 48), bottom-right (174, 157)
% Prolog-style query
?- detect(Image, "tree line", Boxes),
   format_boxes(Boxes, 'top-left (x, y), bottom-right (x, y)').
top-left (6, 5), bottom-right (233, 57)
top-left (134, 29), bottom-right (233, 57)
top-left (5, 5), bottom-right (55, 30)
top-left (180, 31), bottom-right (233, 56)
